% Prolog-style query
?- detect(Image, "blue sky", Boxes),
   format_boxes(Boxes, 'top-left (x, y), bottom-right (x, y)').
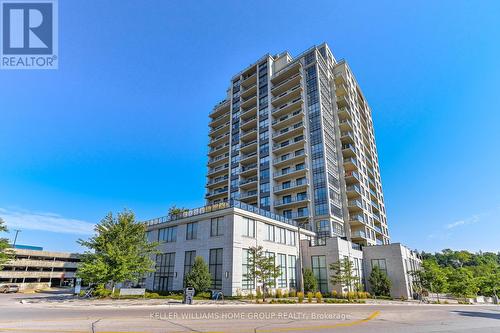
top-left (1, 1), bottom-right (499, 253)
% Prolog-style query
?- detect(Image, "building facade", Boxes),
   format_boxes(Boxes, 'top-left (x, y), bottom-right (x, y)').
top-left (206, 43), bottom-right (388, 247)
top-left (145, 43), bottom-right (419, 299)
top-left (0, 248), bottom-right (80, 290)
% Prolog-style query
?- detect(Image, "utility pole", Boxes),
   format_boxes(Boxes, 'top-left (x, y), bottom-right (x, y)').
top-left (12, 229), bottom-right (21, 247)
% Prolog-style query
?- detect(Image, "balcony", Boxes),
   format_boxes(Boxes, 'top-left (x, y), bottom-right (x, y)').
top-left (351, 230), bottom-right (366, 239)
top-left (271, 85), bottom-right (302, 106)
top-left (206, 176), bottom-right (228, 187)
top-left (240, 105), bottom-right (257, 119)
top-left (208, 142), bottom-right (229, 157)
top-left (272, 122), bottom-right (304, 141)
top-left (349, 214), bottom-right (365, 225)
top-left (336, 94), bottom-right (349, 108)
top-left (348, 199), bottom-right (363, 211)
top-left (207, 165), bottom-right (229, 177)
top-left (273, 150), bottom-right (306, 167)
top-left (239, 177), bottom-right (258, 189)
top-left (208, 133), bottom-right (230, 147)
top-left (372, 213), bottom-right (381, 222)
top-left (273, 179), bottom-right (309, 194)
top-left (273, 164), bottom-right (308, 180)
top-left (344, 171), bottom-right (360, 185)
top-left (271, 62), bottom-right (301, 85)
top-left (271, 97), bottom-right (303, 118)
top-left (207, 153), bottom-right (229, 167)
top-left (339, 119), bottom-right (353, 131)
top-left (240, 139), bottom-right (258, 153)
top-left (240, 127), bottom-right (257, 141)
top-left (272, 108), bottom-right (303, 129)
top-left (340, 131), bottom-right (355, 143)
top-left (271, 72), bottom-right (301, 95)
top-left (206, 188), bottom-right (228, 199)
top-left (374, 224), bottom-right (383, 234)
top-left (371, 200), bottom-right (380, 211)
top-left (209, 99), bottom-right (230, 118)
top-left (240, 116), bottom-right (257, 131)
top-left (241, 72), bottom-right (257, 88)
top-left (240, 83), bottom-right (257, 99)
top-left (274, 195), bottom-right (310, 208)
top-left (346, 184), bottom-right (361, 198)
top-left (343, 157), bottom-right (358, 171)
top-left (342, 143), bottom-right (356, 156)
top-left (209, 111), bottom-right (230, 127)
top-left (209, 121), bottom-right (230, 137)
top-left (337, 107), bottom-right (352, 120)
top-left (240, 163), bottom-right (257, 176)
top-left (240, 151), bottom-right (257, 164)
top-left (272, 137), bottom-right (304, 154)
top-left (240, 190), bottom-right (258, 200)
top-left (241, 95), bottom-right (257, 109)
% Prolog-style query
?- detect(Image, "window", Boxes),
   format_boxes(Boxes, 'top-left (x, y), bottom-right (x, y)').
top-left (186, 222), bottom-right (198, 240)
top-left (242, 249), bottom-right (255, 290)
top-left (153, 253), bottom-right (175, 291)
top-left (286, 230), bottom-right (296, 246)
top-left (371, 259), bottom-right (387, 275)
top-left (297, 192), bottom-right (307, 200)
top-left (183, 251), bottom-right (196, 287)
top-left (209, 248), bottom-right (223, 289)
top-left (276, 227), bottom-right (286, 244)
top-left (283, 209), bottom-right (292, 219)
top-left (282, 195), bottom-right (292, 204)
top-left (158, 226), bottom-right (177, 243)
top-left (288, 255), bottom-right (297, 288)
top-left (277, 254), bottom-right (287, 288)
top-left (243, 217), bottom-right (255, 238)
top-left (211, 217), bottom-right (224, 237)
top-left (265, 251), bottom-right (275, 285)
top-left (265, 223), bottom-right (275, 242)
top-left (311, 255), bottom-right (328, 294)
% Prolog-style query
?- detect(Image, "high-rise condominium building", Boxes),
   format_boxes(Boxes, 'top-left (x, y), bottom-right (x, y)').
top-left (206, 43), bottom-right (389, 247)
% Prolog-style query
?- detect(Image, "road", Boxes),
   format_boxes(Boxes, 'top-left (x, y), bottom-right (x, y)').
top-left (0, 291), bottom-right (499, 333)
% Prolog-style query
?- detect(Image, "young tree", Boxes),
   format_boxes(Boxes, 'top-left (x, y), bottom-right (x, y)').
top-left (168, 206), bottom-right (188, 219)
top-left (416, 259), bottom-right (448, 302)
top-left (303, 268), bottom-right (318, 293)
top-left (184, 256), bottom-right (211, 294)
top-left (77, 210), bottom-right (158, 294)
top-left (0, 218), bottom-right (12, 269)
top-left (369, 266), bottom-right (392, 297)
top-left (245, 246), bottom-right (281, 301)
top-left (329, 258), bottom-right (360, 293)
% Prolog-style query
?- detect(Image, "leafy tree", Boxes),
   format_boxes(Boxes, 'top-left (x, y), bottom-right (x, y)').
top-left (329, 258), bottom-right (360, 292)
top-left (369, 266), bottom-right (392, 297)
top-left (447, 267), bottom-right (479, 299)
top-left (184, 256), bottom-right (211, 294)
top-left (303, 268), bottom-right (318, 293)
top-left (244, 246), bottom-right (281, 301)
top-left (77, 210), bottom-right (158, 294)
top-left (416, 259), bottom-right (448, 301)
top-left (168, 206), bottom-right (188, 218)
top-left (0, 218), bottom-right (12, 269)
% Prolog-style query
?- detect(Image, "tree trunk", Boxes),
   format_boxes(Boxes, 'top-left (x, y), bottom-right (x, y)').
top-left (111, 282), bottom-right (115, 296)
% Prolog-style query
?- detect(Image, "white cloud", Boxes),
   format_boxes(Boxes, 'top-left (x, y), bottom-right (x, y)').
top-left (0, 207), bottom-right (95, 235)
top-left (445, 214), bottom-right (480, 230)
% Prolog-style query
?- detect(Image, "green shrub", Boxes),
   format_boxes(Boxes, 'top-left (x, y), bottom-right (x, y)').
top-left (276, 289), bottom-right (283, 299)
top-left (331, 290), bottom-right (338, 298)
top-left (256, 288), bottom-right (263, 300)
top-left (315, 292), bottom-right (323, 303)
top-left (93, 286), bottom-right (111, 298)
top-left (289, 290), bottom-right (296, 297)
top-left (270, 299), bottom-right (296, 304)
top-left (297, 292), bottom-right (304, 303)
top-left (307, 292), bottom-right (313, 303)
top-left (194, 291), bottom-right (211, 299)
top-left (282, 290), bottom-right (289, 298)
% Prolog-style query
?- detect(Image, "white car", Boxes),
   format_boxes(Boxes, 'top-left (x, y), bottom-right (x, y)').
top-left (0, 284), bottom-right (19, 293)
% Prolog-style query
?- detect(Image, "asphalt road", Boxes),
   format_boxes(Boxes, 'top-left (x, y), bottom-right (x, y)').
top-left (0, 291), bottom-right (499, 333)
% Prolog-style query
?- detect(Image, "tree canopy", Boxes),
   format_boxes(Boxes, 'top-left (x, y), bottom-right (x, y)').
top-left (244, 246), bottom-right (281, 301)
top-left (0, 218), bottom-right (12, 269)
top-left (184, 256), bottom-right (211, 294)
top-left (329, 258), bottom-right (360, 292)
top-left (77, 210), bottom-right (158, 293)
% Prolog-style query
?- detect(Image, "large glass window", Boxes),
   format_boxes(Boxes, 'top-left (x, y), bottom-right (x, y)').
top-left (265, 223), bottom-right (275, 242)
top-left (186, 222), bottom-right (198, 240)
top-left (277, 254), bottom-right (287, 288)
top-left (209, 248), bottom-right (223, 289)
top-left (183, 250), bottom-right (196, 287)
top-left (371, 259), bottom-right (387, 275)
top-left (158, 226), bottom-right (177, 243)
top-left (286, 230), bottom-right (296, 246)
top-left (210, 217), bottom-right (224, 237)
top-left (242, 249), bottom-right (255, 290)
top-left (288, 255), bottom-right (297, 288)
top-left (153, 253), bottom-right (175, 291)
top-left (276, 227), bottom-right (286, 244)
top-left (243, 217), bottom-right (255, 238)
top-left (311, 255), bottom-right (328, 293)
